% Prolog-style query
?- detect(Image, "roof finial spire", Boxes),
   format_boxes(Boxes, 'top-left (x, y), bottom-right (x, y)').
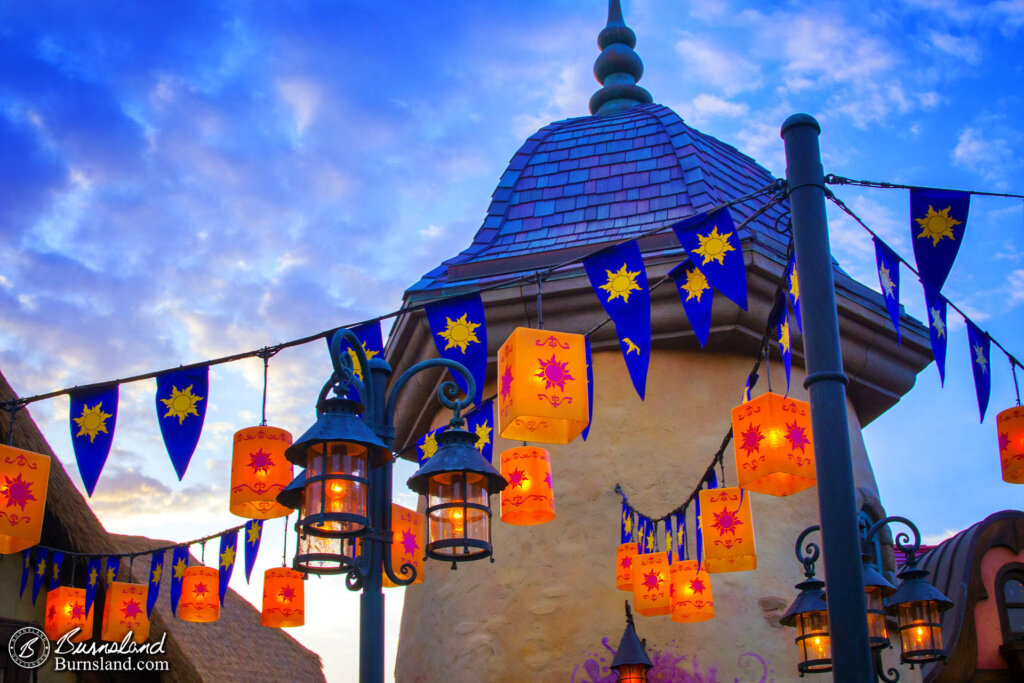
top-left (589, 0), bottom-right (653, 116)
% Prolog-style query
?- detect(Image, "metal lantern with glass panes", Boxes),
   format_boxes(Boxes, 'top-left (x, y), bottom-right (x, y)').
top-left (781, 525), bottom-right (832, 675)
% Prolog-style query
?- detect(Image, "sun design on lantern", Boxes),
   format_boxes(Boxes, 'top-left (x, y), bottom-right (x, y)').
top-left (160, 384), bottom-right (204, 424)
top-left (507, 467), bottom-right (529, 490)
top-left (642, 570), bottom-right (664, 593)
top-left (536, 355), bottom-right (575, 391)
top-left (278, 585), bottom-right (296, 603)
top-left (620, 556), bottom-right (632, 570)
top-left (347, 341), bottom-right (379, 380)
top-left (247, 449), bottom-right (275, 476)
top-left (1, 473), bottom-right (35, 511)
top-left (785, 421), bottom-right (810, 452)
top-left (692, 226), bottom-right (735, 266)
top-left (70, 602), bottom-right (85, 619)
top-left (121, 598), bottom-right (143, 620)
top-left (420, 432), bottom-right (438, 461)
top-left (73, 403), bottom-right (113, 443)
top-left (473, 422), bottom-right (492, 453)
top-left (740, 424), bottom-right (765, 457)
top-left (400, 529), bottom-right (420, 557)
top-left (437, 314), bottom-right (481, 353)
top-left (48, 605), bottom-right (57, 621)
top-left (711, 508), bottom-right (744, 537)
top-left (192, 582), bottom-right (209, 598)
top-left (915, 205), bottom-right (961, 246)
top-left (689, 577), bottom-right (706, 595)
top-left (1000, 432), bottom-right (1010, 452)
top-left (499, 365), bottom-right (514, 401)
top-left (599, 263), bottom-right (642, 303)
top-left (682, 268), bottom-right (709, 302)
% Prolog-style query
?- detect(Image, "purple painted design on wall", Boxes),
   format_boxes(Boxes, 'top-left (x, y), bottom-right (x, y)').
top-left (571, 638), bottom-right (774, 683)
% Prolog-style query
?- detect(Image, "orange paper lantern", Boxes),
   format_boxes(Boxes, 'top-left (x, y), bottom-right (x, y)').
top-left (383, 504), bottom-right (424, 588)
top-left (499, 446), bottom-right (555, 525)
top-left (261, 567), bottom-right (304, 627)
top-left (616, 542), bottom-right (637, 591)
top-left (497, 327), bottom-right (589, 444)
top-left (632, 551), bottom-right (670, 617)
top-left (670, 560), bottom-right (715, 623)
top-left (731, 392), bottom-right (816, 496)
top-left (178, 566), bottom-right (220, 623)
top-left (997, 406), bottom-right (1024, 484)
top-left (45, 586), bottom-right (94, 641)
top-left (0, 444), bottom-right (51, 554)
top-left (230, 426), bottom-right (294, 519)
top-left (101, 581), bottom-right (149, 643)
top-left (699, 487), bottom-right (756, 573)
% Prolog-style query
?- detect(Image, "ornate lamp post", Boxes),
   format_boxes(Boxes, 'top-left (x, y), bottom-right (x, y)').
top-left (278, 328), bottom-right (507, 683)
top-left (610, 601), bottom-right (653, 682)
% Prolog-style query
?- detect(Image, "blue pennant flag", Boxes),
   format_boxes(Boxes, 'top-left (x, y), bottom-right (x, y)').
top-left (910, 188), bottom-right (970, 293)
top-left (620, 502), bottom-right (633, 544)
top-left (147, 552), bottom-right (164, 617)
top-left (966, 319), bottom-right (991, 423)
top-left (425, 294), bottom-right (487, 406)
top-left (103, 556), bottom-right (117, 585)
top-left (776, 303), bottom-right (792, 393)
top-left (218, 530), bottom-right (238, 606)
top-left (583, 240), bottom-right (651, 400)
top-left (155, 367), bottom-right (209, 481)
top-left (874, 239), bottom-right (902, 344)
top-left (707, 470), bottom-right (718, 490)
top-left (695, 495), bottom-right (704, 565)
top-left (69, 384), bottom-right (118, 496)
top-left (85, 557), bottom-right (102, 614)
top-left (327, 321), bottom-right (384, 403)
top-left (664, 515), bottom-right (674, 564)
top-left (416, 425), bottom-right (447, 465)
top-left (581, 337), bottom-right (594, 440)
top-left (49, 550), bottom-right (63, 589)
top-left (923, 286), bottom-right (948, 385)
top-left (20, 550), bottom-right (31, 598)
top-left (244, 519), bottom-right (263, 583)
top-left (465, 399), bottom-right (494, 464)
top-left (32, 548), bottom-right (47, 604)
top-left (743, 373), bottom-right (755, 403)
top-left (786, 252), bottom-right (802, 333)
top-left (638, 516), bottom-right (655, 554)
top-left (674, 511), bottom-right (687, 562)
top-left (672, 208), bottom-right (748, 310)
top-left (170, 546), bottom-right (189, 615)
top-left (670, 259), bottom-right (713, 348)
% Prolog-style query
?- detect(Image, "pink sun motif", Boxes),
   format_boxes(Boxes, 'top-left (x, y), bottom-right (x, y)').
top-left (740, 424), bottom-right (765, 457)
top-left (248, 449), bottom-right (274, 475)
top-left (193, 582), bottom-right (209, 598)
top-left (2, 473), bottom-right (36, 511)
top-left (785, 421), bottom-right (810, 452)
top-left (400, 529), bottom-right (420, 557)
top-left (689, 578), bottom-right (706, 595)
top-left (711, 508), bottom-right (743, 537)
top-left (544, 472), bottom-right (552, 489)
top-left (500, 365), bottom-right (514, 401)
top-left (70, 602), bottom-right (85, 619)
top-left (620, 556), bottom-right (632, 570)
top-left (121, 598), bottom-right (142, 620)
top-left (507, 467), bottom-right (529, 489)
top-left (48, 605), bottom-right (57, 621)
top-left (278, 586), bottom-right (296, 603)
top-left (642, 570), bottom-right (663, 593)
top-left (535, 354), bottom-right (574, 391)
top-left (1000, 432), bottom-right (1011, 452)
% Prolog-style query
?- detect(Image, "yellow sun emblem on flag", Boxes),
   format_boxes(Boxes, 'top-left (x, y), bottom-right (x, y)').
top-left (599, 263), bottom-right (642, 303)
top-left (789, 268), bottom-right (799, 301)
top-left (778, 319), bottom-right (791, 354)
top-left (420, 432), bottom-right (439, 461)
top-left (73, 403), bottom-right (113, 443)
top-left (473, 422), bottom-right (492, 453)
top-left (220, 545), bottom-right (236, 568)
top-left (624, 513), bottom-right (633, 535)
top-left (682, 268), bottom-right (709, 302)
top-left (173, 558), bottom-right (187, 580)
top-left (692, 226), bottom-right (735, 266)
top-left (152, 564), bottom-right (163, 585)
top-left (247, 521), bottom-right (262, 545)
top-left (915, 205), bottom-right (961, 246)
top-left (437, 314), bottom-right (481, 353)
top-left (161, 385), bottom-right (204, 424)
top-left (347, 342), bottom-right (379, 380)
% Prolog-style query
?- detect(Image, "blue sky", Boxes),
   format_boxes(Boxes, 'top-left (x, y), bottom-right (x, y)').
top-left (2, 1), bottom-right (1023, 679)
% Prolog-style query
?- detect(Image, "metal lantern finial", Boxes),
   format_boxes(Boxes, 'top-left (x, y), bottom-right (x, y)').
top-left (610, 600), bottom-right (653, 682)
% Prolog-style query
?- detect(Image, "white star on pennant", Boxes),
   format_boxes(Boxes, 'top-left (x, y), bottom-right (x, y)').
top-left (973, 343), bottom-right (989, 375)
top-left (929, 307), bottom-right (945, 338)
top-left (878, 263), bottom-right (896, 298)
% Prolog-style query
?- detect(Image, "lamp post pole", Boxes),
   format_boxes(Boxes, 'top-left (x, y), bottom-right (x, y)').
top-left (781, 113), bottom-right (874, 681)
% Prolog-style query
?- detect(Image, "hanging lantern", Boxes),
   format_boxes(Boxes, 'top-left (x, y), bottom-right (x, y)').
top-left (285, 398), bottom-right (389, 542)
top-left (670, 560), bottom-right (715, 623)
top-left (100, 581), bottom-right (150, 643)
top-left (497, 327), bottom-right (589, 444)
top-left (862, 562), bottom-right (897, 650)
top-left (0, 444), bottom-right (51, 554)
top-left (407, 426), bottom-right (507, 563)
top-left (698, 487), bottom-right (756, 573)
top-left (885, 564), bottom-right (953, 664)
top-left (731, 392), bottom-right (816, 497)
top-left (44, 586), bottom-right (93, 642)
top-left (780, 575), bottom-right (832, 675)
top-left (278, 472), bottom-right (359, 575)
top-left (230, 426), bottom-right (294, 519)
top-left (631, 551), bottom-right (670, 617)
top-left (616, 542), bottom-right (637, 592)
top-left (499, 446), bottom-right (555, 525)
top-left (610, 602), bottom-right (652, 682)
top-left (261, 567), bottom-right (304, 627)
top-left (997, 406), bottom-right (1024, 484)
top-left (178, 566), bottom-right (220, 623)
top-left (383, 503), bottom-right (424, 588)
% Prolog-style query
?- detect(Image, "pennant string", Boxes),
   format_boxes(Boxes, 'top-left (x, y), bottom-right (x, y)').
top-left (5, 404), bottom-right (17, 446)
top-left (825, 174), bottom-right (1024, 200)
top-left (1012, 359), bottom-right (1021, 407)
top-left (36, 523), bottom-right (246, 561)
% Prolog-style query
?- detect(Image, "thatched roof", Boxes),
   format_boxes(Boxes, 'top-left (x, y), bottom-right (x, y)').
top-left (0, 370), bottom-right (325, 682)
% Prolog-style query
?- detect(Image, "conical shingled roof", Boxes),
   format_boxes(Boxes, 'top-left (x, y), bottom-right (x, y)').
top-left (406, 103), bottom-right (788, 296)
